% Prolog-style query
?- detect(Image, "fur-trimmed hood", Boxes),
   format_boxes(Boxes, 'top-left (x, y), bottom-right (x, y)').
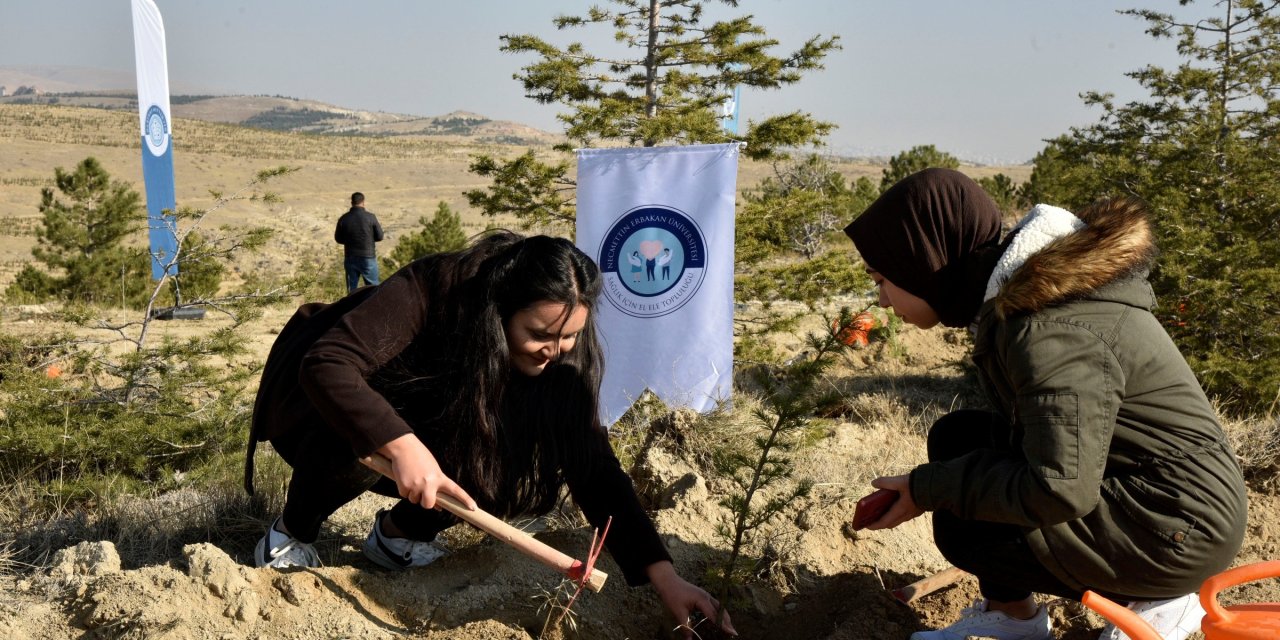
top-left (989, 198), bottom-right (1157, 319)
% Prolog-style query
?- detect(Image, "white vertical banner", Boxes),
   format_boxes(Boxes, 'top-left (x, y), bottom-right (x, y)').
top-left (131, 0), bottom-right (179, 280)
top-left (576, 143), bottom-right (739, 426)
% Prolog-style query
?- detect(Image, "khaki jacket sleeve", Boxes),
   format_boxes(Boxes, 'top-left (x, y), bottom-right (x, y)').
top-left (911, 319), bottom-right (1123, 527)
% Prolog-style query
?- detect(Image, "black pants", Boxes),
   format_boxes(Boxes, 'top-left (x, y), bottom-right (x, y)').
top-left (270, 423), bottom-right (457, 544)
top-left (927, 410), bottom-right (1085, 603)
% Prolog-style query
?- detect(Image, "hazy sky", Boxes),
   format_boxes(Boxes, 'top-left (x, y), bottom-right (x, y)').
top-left (1, 1), bottom-right (1193, 163)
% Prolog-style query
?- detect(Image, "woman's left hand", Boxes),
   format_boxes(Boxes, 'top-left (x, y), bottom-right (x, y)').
top-left (647, 561), bottom-right (737, 638)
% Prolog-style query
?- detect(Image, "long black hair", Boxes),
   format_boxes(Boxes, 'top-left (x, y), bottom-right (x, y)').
top-left (379, 231), bottom-right (605, 516)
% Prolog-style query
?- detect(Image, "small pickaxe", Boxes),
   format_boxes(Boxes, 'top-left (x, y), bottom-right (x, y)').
top-left (359, 453), bottom-right (608, 592)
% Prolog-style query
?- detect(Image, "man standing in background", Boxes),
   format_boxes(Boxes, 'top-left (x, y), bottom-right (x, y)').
top-left (334, 192), bottom-right (384, 293)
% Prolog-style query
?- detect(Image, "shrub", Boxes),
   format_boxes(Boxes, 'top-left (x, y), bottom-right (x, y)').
top-left (382, 201), bottom-right (469, 275)
top-left (977, 173), bottom-right (1023, 214)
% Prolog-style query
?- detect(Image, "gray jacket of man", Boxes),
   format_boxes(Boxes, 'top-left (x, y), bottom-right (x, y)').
top-left (909, 199), bottom-right (1247, 598)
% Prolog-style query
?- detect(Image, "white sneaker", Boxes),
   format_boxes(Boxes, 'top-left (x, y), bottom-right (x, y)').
top-left (911, 598), bottom-right (1052, 640)
top-left (362, 510), bottom-right (449, 571)
top-left (1098, 593), bottom-right (1205, 640)
top-left (254, 517), bottom-right (320, 569)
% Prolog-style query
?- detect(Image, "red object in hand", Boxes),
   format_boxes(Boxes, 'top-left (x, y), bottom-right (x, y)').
top-left (851, 488), bottom-right (900, 530)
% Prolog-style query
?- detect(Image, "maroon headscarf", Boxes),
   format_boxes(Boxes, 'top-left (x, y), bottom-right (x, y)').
top-left (844, 168), bottom-right (1004, 328)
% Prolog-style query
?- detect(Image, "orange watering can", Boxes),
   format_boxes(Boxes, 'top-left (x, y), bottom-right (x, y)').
top-left (1083, 559), bottom-right (1280, 639)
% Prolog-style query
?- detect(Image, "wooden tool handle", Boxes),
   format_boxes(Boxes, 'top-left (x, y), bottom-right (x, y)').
top-left (359, 453), bottom-right (608, 592)
top-left (891, 566), bottom-right (967, 604)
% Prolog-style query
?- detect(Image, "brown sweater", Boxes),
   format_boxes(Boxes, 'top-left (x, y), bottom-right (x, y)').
top-left (248, 258), bottom-right (671, 585)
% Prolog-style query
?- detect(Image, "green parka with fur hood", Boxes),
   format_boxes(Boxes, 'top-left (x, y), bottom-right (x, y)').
top-left (908, 198), bottom-right (1247, 598)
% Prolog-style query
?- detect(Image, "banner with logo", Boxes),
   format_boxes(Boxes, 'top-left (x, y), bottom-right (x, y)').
top-left (131, 0), bottom-right (178, 279)
top-left (576, 143), bottom-right (739, 426)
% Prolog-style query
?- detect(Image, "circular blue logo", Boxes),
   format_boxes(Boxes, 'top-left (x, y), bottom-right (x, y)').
top-left (596, 205), bottom-right (707, 318)
top-left (144, 105), bottom-right (169, 156)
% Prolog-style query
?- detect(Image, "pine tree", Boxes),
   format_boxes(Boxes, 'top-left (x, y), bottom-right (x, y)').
top-left (6, 157), bottom-right (150, 306)
top-left (879, 144), bottom-right (961, 192)
top-left (1017, 136), bottom-right (1106, 210)
top-left (740, 155), bottom-right (857, 260)
top-left (168, 231), bottom-right (225, 302)
top-left (465, 0), bottom-right (840, 227)
top-left (1025, 1), bottom-right (1280, 415)
top-left (383, 202), bottom-right (470, 274)
top-left (977, 173), bottom-right (1022, 214)
top-left (731, 155), bottom-right (875, 360)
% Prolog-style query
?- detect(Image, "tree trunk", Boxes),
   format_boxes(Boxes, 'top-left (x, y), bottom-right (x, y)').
top-left (1214, 0), bottom-right (1233, 218)
top-left (644, 0), bottom-right (660, 146)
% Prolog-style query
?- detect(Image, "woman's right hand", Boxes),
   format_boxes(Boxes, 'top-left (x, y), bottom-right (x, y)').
top-left (864, 474), bottom-right (925, 530)
top-left (378, 433), bottom-right (477, 511)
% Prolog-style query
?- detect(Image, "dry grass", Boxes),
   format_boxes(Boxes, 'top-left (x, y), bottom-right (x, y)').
top-left (0, 452), bottom-right (292, 573)
top-left (1223, 411), bottom-right (1280, 487)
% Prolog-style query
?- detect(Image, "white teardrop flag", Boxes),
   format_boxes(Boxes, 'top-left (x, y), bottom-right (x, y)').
top-left (131, 0), bottom-right (179, 279)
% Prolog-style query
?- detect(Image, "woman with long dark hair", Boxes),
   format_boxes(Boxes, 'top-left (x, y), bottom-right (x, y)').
top-left (245, 231), bottom-right (735, 636)
top-left (845, 169), bottom-right (1245, 640)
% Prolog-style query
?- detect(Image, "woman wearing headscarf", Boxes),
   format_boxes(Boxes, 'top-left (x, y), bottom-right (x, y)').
top-left (845, 169), bottom-right (1246, 640)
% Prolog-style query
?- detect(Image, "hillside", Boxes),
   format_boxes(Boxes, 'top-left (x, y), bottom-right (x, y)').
top-left (0, 65), bottom-right (140, 94)
top-left (0, 91), bottom-right (558, 147)
top-left (0, 65), bottom-right (557, 142)
top-left (0, 102), bottom-right (1030, 294)
top-left (0, 102), bottom-right (509, 287)
top-left (0, 102), bottom-right (537, 290)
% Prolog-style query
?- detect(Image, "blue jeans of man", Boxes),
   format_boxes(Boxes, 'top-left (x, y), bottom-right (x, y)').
top-left (344, 256), bottom-right (380, 293)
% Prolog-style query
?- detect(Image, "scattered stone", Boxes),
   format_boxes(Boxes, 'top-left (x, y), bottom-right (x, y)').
top-left (661, 472), bottom-right (708, 508)
top-left (49, 541), bottom-right (121, 578)
top-left (13, 304), bottom-right (51, 319)
top-left (796, 510), bottom-right (814, 531)
top-left (184, 543), bottom-right (260, 623)
top-left (272, 573), bottom-right (308, 606)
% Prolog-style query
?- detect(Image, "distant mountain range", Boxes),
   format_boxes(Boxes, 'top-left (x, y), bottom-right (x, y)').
top-left (0, 65), bottom-right (1028, 165)
top-left (0, 65), bottom-right (559, 144)
top-left (0, 65), bottom-right (146, 94)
